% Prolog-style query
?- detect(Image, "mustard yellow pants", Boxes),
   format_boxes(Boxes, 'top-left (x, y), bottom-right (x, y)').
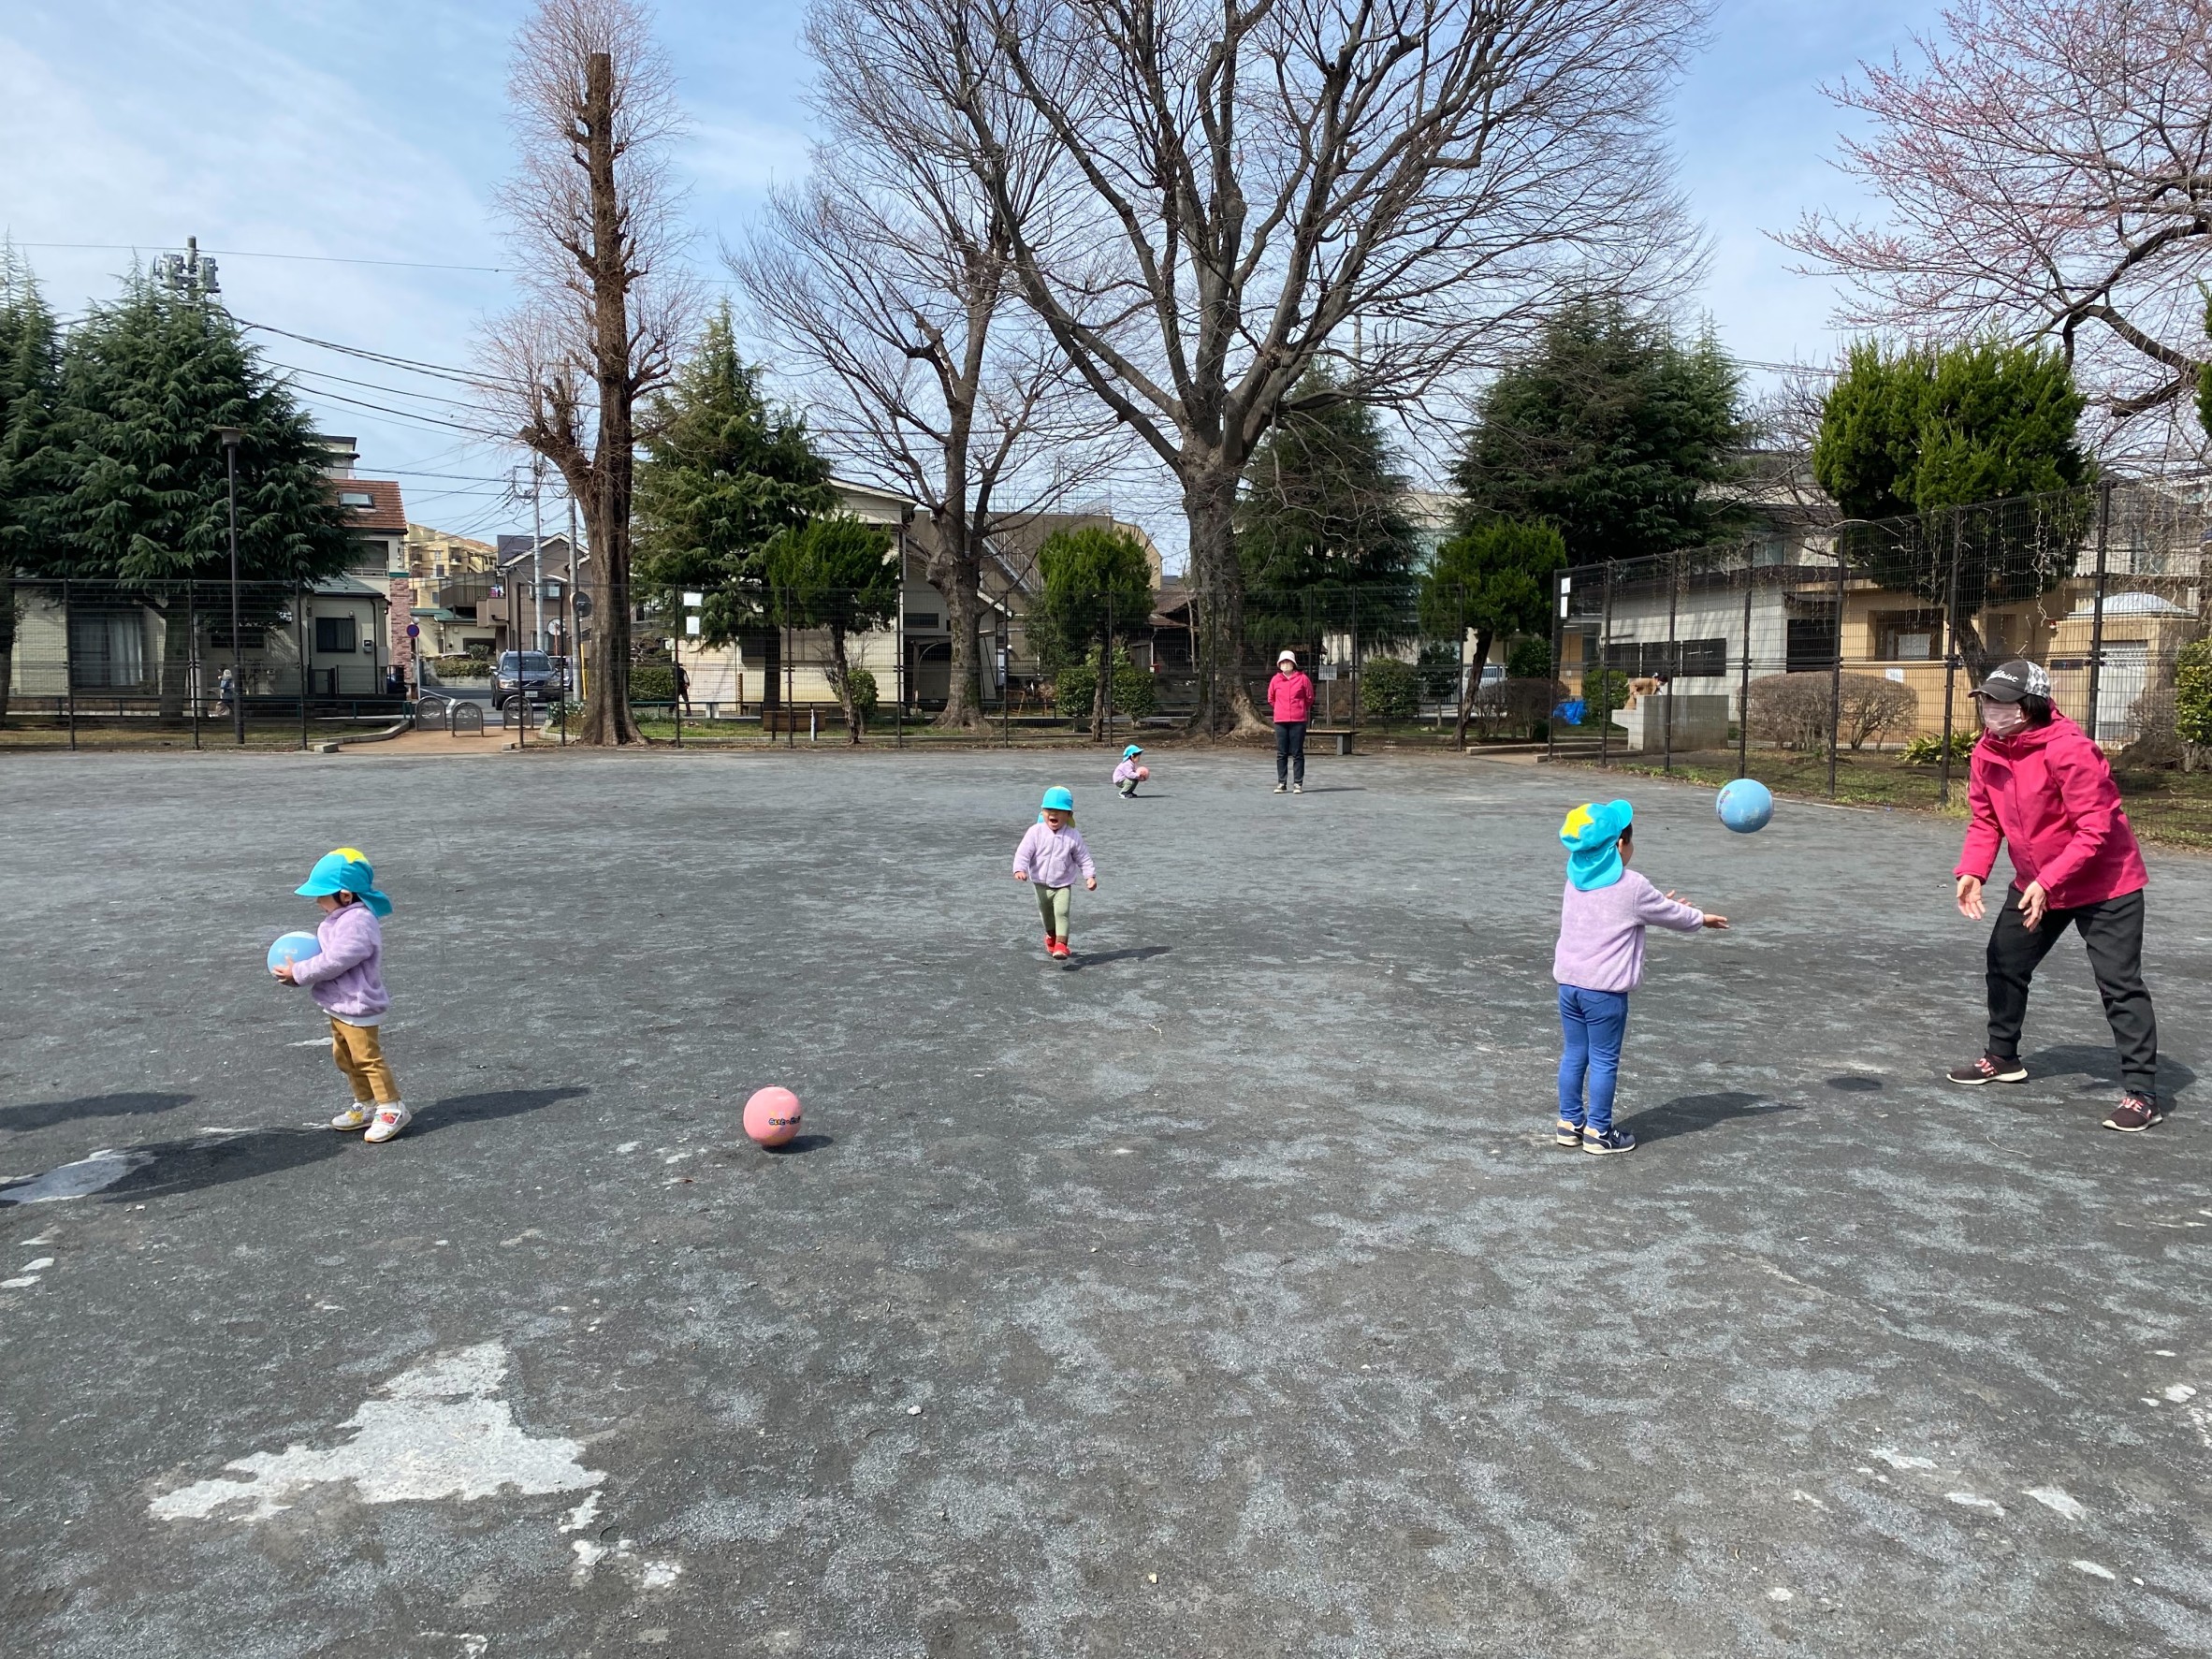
top-left (330, 1018), bottom-right (400, 1105)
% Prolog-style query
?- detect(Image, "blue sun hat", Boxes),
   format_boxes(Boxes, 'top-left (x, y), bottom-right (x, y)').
top-left (1123, 744), bottom-right (1143, 759)
top-left (1559, 800), bottom-right (1633, 892)
top-left (295, 847), bottom-right (393, 917)
top-left (1038, 785), bottom-right (1076, 825)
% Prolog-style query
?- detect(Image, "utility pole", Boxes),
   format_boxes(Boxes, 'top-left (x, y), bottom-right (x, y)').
top-left (216, 426), bottom-right (245, 745)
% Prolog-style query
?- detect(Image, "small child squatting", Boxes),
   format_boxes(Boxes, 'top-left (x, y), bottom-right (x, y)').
top-left (1113, 744), bottom-right (1147, 797)
top-left (1013, 788), bottom-right (1097, 962)
top-left (1551, 802), bottom-right (1727, 1155)
top-left (274, 849), bottom-right (412, 1142)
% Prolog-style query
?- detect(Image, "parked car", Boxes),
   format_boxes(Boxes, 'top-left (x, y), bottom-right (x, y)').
top-left (492, 651), bottom-right (566, 708)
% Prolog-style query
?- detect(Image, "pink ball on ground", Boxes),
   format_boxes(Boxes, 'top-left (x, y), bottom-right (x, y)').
top-left (1136, 765), bottom-right (1149, 780)
top-left (743, 1086), bottom-right (803, 1146)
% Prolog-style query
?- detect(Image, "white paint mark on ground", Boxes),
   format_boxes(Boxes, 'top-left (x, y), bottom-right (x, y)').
top-left (151, 1342), bottom-right (602, 1522)
top-left (0, 1275), bottom-right (38, 1288)
top-left (19, 1259), bottom-right (53, 1273)
top-left (0, 1150), bottom-right (152, 1204)
top-left (571, 1535), bottom-right (681, 1591)
top-left (2026, 1488), bottom-right (2088, 1521)
top-left (1790, 1490), bottom-right (1828, 1511)
top-left (1871, 1448), bottom-right (1937, 1471)
top-left (1766, 1587), bottom-right (1794, 1602)
top-left (288, 1038), bottom-right (331, 1047)
top-left (1110, 1147), bottom-right (1134, 1156)
top-left (1946, 1492), bottom-right (2004, 1516)
top-left (616, 1142), bottom-right (640, 1155)
top-left (2162, 1384), bottom-right (2196, 1403)
top-left (2072, 1560), bottom-right (2117, 1581)
top-left (561, 1491), bottom-right (601, 1534)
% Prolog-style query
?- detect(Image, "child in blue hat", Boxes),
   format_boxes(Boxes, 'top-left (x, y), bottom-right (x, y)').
top-left (1551, 802), bottom-right (1727, 1154)
top-left (1113, 744), bottom-right (1149, 797)
top-left (1013, 787), bottom-right (1097, 962)
top-left (272, 848), bottom-right (412, 1142)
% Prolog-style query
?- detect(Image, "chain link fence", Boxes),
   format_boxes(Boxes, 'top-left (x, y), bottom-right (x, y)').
top-left (1543, 479), bottom-right (2207, 823)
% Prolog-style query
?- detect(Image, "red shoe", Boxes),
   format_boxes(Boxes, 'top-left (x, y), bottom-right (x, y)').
top-left (1044, 934), bottom-right (1056, 953)
top-left (1049, 939), bottom-right (1070, 959)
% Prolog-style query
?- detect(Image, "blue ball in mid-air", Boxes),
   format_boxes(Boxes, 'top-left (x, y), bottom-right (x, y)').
top-left (267, 931), bottom-right (320, 975)
top-left (1716, 779), bottom-right (1774, 835)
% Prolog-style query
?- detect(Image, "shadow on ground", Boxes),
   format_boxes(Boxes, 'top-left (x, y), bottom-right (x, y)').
top-left (1071, 946), bottom-right (1171, 969)
top-left (1, 1092), bottom-right (196, 1133)
top-left (1615, 1090), bottom-right (1790, 1144)
top-left (0, 1088), bottom-right (588, 1205)
top-left (2024, 1043), bottom-right (2195, 1102)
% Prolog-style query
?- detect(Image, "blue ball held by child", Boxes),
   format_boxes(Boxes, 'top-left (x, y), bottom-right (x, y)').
top-left (1715, 779), bottom-right (1774, 835)
top-left (268, 931), bottom-right (320, 975)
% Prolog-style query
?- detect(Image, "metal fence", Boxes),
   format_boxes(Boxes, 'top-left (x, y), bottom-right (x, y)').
top-left (1542, 479), bottom-right (2207, 800)
top-left (2, 576), bottom-right (411, 750)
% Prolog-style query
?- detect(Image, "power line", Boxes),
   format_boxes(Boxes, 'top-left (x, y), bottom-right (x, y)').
top-left (271, 361), bottom-right (486, 414)
top-left (18, 240), bottom-right (504, 274)
top-left (240, 319), bottom-right (509, 389)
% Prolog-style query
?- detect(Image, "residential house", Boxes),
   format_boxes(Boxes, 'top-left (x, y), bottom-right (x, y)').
top-left (400, 525), bottom-right (500, 660)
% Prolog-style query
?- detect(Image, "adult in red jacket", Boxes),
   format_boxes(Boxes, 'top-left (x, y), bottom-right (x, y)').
top-left (1948, 659), bottom-right (2161, 1130)
top-left (1267, 650), bottom-right (1316, 793)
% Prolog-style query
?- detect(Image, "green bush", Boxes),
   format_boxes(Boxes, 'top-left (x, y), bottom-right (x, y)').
top-left (1581, 667), bottom-right (1631, 716)
top-left (428, 655), bottom-right (488, 679)
top-left (1361, 656), bottom-right (1419, 721)
top-left (1901, 728), bottom-right (1978, 765)
top-left (1506, 637), bottom-right (1552, 680)
top-left (842, 667), bottom-right (879, 719)
top-left (1416, 641), bottom-right (1462, 700)
top-left (1053, 647), bottom-right (1154, 721)
top-left (2177, 638), bottom-right (2212, 748)
top-left (630, 663), bottom-right (676, 703)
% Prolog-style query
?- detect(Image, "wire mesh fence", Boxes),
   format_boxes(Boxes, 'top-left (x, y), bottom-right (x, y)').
top-left (1543, 479), bottom-right (2208, 809)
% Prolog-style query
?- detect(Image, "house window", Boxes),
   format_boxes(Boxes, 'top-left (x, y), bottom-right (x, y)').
top-left (1872, 609), bottom-right (1944, 661)
top-left (339, 490), bottom-right (374, 507)
top-left (1602, 638), bottom-right (1727, 677)
top-left (316, 616), bottom-right (358, 653)
top-left (907, 611), bottom-right (941, 631)
top-left (69, 611), bottom-right (146, 689)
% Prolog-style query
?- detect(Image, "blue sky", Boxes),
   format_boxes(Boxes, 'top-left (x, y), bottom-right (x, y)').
top-left (3, 0), bottom-right (1942, 544)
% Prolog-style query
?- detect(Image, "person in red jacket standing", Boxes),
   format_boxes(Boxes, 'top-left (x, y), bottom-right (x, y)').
top-left (1947, 659), bottom-right (2162, 1130)
top-left (1267, 649), bottom-right (1316, 793)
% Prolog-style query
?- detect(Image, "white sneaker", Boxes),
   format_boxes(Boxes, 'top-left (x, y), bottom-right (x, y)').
top-left (1273, 782), bottom-right (1288, 793)
top-left (331, 1104), bottom-right (373, 1131)
top-left (363, 1102), bottom-right (413, 1144)
top-left (1292, 783), bottom-right (1303, 793)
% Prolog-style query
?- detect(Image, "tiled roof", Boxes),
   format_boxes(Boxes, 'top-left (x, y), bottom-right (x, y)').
top-left (334, 477), bottom-right (407, 534)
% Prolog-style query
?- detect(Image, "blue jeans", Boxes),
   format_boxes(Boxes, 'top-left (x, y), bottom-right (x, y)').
top-left (1557, 985), bottom-right (1631, 1133)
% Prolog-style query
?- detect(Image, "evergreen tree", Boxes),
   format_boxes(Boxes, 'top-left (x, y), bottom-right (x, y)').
top-left (1814, 338), bottom-right (2092, 674)
top-left (0, 245), bottom-right (66, 718)
top-left (634, 308), bottom-right (837, 646)
top-left (1419, 520), bottom-right (1566, 748)
top-left (1237, 371), bottom-right (1419, 662)
top-left (761, 515), bottom-right (897, 742)
top-left (1033, 524), bottom-right (1156, 739)
top-left (53, 273), bottom-right (356, 711)
top-left (1452, 299), bottom-right (1748, 565)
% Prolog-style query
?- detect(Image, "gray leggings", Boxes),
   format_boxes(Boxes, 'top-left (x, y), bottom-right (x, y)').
top-left (1034, 882), bottom-right (1072, 939)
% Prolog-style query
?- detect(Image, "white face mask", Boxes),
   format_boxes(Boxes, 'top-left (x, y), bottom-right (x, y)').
top-left (1979, 700), bottom-right (2028, 736)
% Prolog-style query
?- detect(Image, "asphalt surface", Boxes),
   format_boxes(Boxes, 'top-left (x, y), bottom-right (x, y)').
top-left (2, 745), bottom-right (2208, 1658)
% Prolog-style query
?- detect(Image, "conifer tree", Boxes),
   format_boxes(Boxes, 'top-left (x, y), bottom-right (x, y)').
top-left (0, 245), bottom-right (65, 718)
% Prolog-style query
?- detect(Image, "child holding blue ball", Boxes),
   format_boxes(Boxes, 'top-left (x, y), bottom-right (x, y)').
top-left (1013, 787), bottom-right (1097, 962)
top-left (272, 848), bottom-right (412, 1143)
top-left (1552, 802), bottom-right (1727, 1154)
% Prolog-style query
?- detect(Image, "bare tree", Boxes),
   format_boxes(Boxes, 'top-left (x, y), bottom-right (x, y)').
top-left (478, 0), bottom-right (698, 744)
top-left (839, 0), bottom-right (1705, 733)
top-left (1784, 0), bottom-right (2212, 459)
top-left (734, 1), bottom-right (1113, 730)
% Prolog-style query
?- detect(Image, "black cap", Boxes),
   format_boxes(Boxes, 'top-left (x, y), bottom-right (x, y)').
top-left (1970, 659), bottom-right (2052, 704)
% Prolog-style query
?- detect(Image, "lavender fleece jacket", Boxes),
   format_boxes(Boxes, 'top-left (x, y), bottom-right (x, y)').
top-left (1551, 869), bottom-right (1704, 994)
top-left (1012, 822), bottom-right (1097, 888)
top-left (290, 902), bottom-right (391, 1026)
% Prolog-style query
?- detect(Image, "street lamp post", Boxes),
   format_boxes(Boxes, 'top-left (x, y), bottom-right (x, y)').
top-left (216, 426), bottom-right (245, 745)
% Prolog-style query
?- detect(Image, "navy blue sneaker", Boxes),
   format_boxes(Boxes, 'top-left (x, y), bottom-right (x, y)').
top-left (1582, 1128), bottom-right (1637, 1156)
top-left (1555, 1120), bottom-right (1583, 1148)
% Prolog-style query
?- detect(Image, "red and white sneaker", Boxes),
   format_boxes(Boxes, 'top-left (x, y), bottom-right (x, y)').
top-left (363, 1102), bottom-right (413, 1144)
top-left (1945, 1054), bottom-right (2028, 1086)
top-left (1048, 939), bottom-right (1070, 960)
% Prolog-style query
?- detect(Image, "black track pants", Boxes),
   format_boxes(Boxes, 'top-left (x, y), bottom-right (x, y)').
top-left (1275, 720), bottom-right (1306, 785)
top-left (1986, 884), bottom-right (2160, 1099)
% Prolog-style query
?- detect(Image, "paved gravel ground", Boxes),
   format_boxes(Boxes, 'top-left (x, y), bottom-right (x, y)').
top-left (2, 745), bottom-right (2208, 1659)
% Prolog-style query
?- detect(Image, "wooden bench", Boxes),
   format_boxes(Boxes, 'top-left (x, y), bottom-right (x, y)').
top-left (1309, 727), bottom-right (1355, 756)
